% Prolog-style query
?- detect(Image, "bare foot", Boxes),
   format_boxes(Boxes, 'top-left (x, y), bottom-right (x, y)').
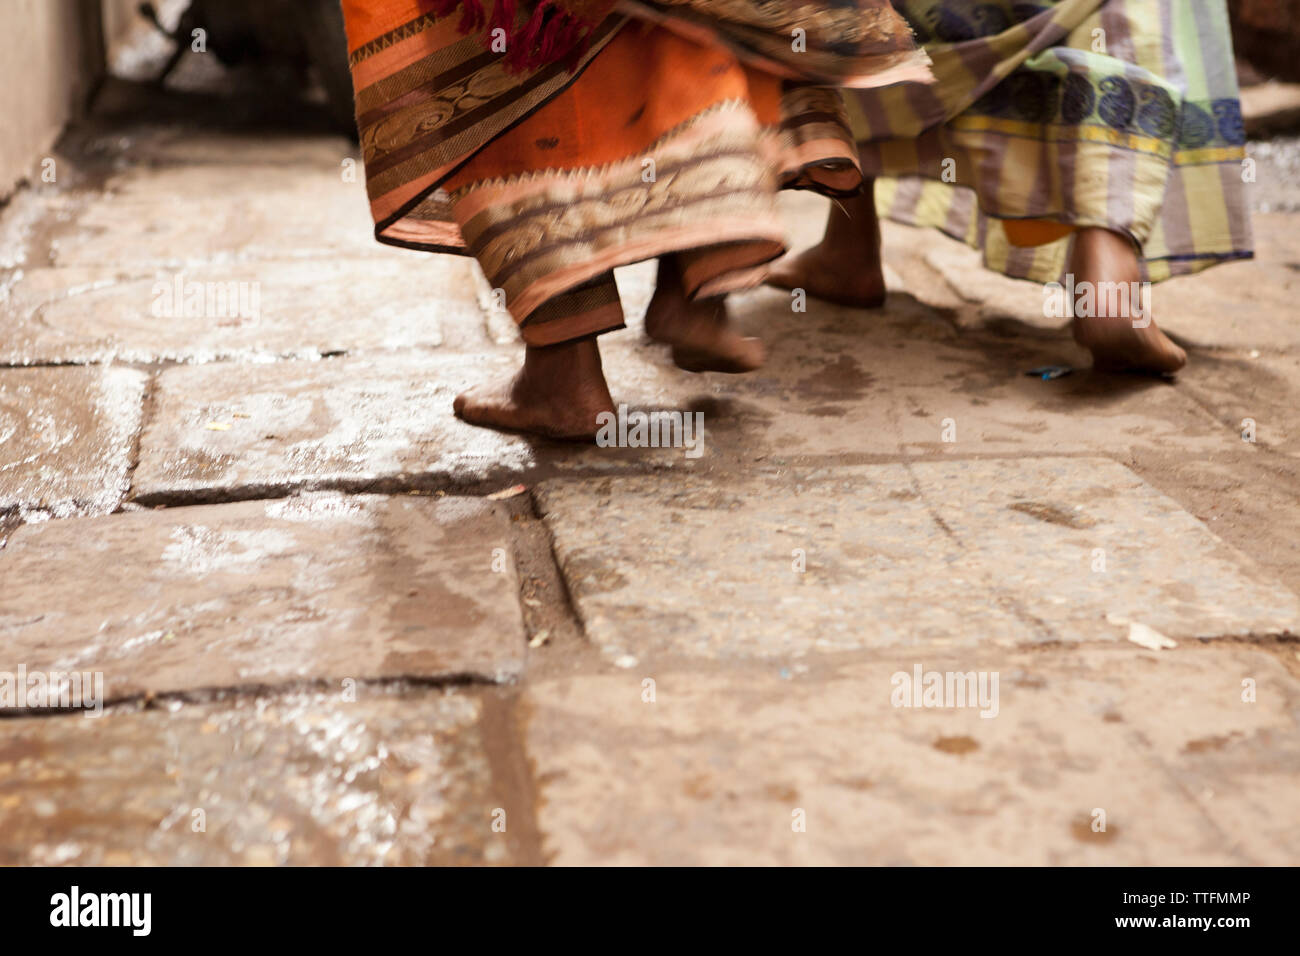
top-left (1069, 228), bottom-right (1186, 375)
top-left (645, 256), bottom-right (765, 373)
top-left (764, 187), bottom-right (885, 309)
top-left (766, 244), bottom-right (885, 309)
top-left (453, 337), bottom-right (614, 440)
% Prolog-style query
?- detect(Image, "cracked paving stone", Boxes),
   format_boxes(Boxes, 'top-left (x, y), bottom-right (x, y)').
top-left (0, 365), bottom-right (146, 518)
top-left (131, 353), bottom-right (535, 503)
top-left (0, 493), bottom-right (525, 702)
top-left (525, 645), bottom-right (1300, 865)
top-left (536, 459), bottom-right (1300, 661)
top-left (46, 164), bottom-right (390, 268)
top-left (699, 285), bottom-right (1233, 461)
top-left (574, 288), bottom-right (1238, 469)
top-left (0, 688), bottom-right (517, 865)
top-left (1176, 350), bottom-right (1300, 460)
top-left (0, 257), bottom-right (485, 365)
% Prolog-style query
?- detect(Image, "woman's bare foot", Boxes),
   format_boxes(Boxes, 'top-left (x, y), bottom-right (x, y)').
top-left (453, 337), bottom-right (614, 440)
top-left (645, 256), bottom-right (765, 373)
top-left (765, 187), bottom-right (886, 308)
top-left (1069, 227), bottom-right (1186, 375)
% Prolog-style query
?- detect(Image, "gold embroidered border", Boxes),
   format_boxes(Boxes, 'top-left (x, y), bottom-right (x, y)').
top-left (349, 13), bottom-right (440, 67)
top-left (455, 103), bottom-right (777, 291)
top-left (357, 18), bottom-right (627, 204)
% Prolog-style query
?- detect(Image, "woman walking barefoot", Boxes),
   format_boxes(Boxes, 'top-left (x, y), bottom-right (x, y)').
top-left (340, 0), bottom-right (931, 439)
top-left (769, 0), bottom-right (1252, 376)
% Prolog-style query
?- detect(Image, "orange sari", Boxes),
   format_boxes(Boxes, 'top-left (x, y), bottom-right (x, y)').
top-left (343, 0), bottom-right (928, 345)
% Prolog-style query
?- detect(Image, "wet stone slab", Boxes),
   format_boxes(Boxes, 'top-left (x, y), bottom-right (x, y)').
top-left (0, 257), bottom-right (485, 365)
top-left (1176, 350), bottom-right (1300, 461)
top-left (47, 164), bottom-right (390, 268)
top-left (0, 366), bottom-right (146, 518)
top-left (0, 688), bottom-right (516, 865)
top-left (536, 458), bottom-right (1300, 661)
top-left (0, 493), bottom-right (526, 702)
top-left (526, 645), bottom-right (1300, 865)
top-left (131, 353), bottom-right (536, 503)
top-left (576, 284), bottom-right (1233, 473)
top-left (713, 284), bottom-right (1231, 461)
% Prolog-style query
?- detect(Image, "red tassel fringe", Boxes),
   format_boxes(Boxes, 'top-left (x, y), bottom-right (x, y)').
top-left (435, 0), bottom-right (597, 73)
top-left (487, 0), bottom-right (517, 37)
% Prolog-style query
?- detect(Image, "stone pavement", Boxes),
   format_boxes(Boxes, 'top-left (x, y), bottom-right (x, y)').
top-left (2, 88), bottom-right (1299, 865)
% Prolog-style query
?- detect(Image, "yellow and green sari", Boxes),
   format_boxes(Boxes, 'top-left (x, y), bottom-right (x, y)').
top-left (848, 0), bottom-right (1252, 283)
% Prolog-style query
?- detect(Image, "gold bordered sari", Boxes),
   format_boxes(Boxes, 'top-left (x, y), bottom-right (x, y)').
top-left (343, 0), bottom-right (930, 344)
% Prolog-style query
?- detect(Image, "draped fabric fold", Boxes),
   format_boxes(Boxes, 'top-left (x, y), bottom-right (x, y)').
top-left (342, 0), bottom-right (931, 344)
top-left (844, 0), bottom-right (1252, 283)
top-left (427, 0), bottom-right (619, 72)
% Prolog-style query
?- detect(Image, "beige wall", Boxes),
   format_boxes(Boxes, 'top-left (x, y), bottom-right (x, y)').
top-left (0, 0), bottom-right (111, 200)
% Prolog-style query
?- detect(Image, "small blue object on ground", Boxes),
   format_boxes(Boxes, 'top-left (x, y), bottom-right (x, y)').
top-left (1026, 365), bottom-right (1073, 381)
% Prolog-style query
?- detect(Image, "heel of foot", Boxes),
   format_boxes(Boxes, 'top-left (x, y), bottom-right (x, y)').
top-left (671, 340), bottom-right (764, 374)
top-left (1073, 318), bottom-right (1187, 375)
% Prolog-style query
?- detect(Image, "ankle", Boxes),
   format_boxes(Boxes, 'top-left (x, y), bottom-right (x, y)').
top-left (523, 339), bottom-right (602, 382)
top-left (1070, 229), bottom-right (1141, 283)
